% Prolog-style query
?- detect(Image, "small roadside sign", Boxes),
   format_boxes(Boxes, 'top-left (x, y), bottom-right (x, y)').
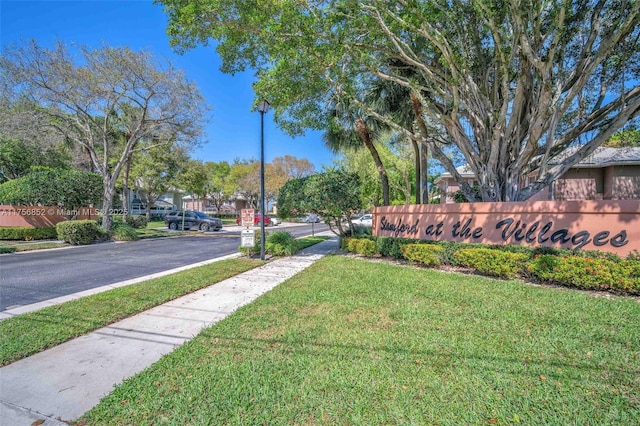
top-left (241, 229), bottom-right (255, 247)
top-left (241, 208), bottom-right (255, 227)
top-left (308, 213), bottom-right (318, 236)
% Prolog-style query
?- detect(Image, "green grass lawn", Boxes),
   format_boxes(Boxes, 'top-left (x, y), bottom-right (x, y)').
top-left (78, 255), bottom-right (640, 425)
top-left (0, 241), bottom-right (68, 253)
top-left (0, 258), bottom-right (264, 366)
top-left (135, 227), bottom-right (173, 238)
top-left (0, 237), bottom-right (326, 366)
top-left (145, 220), bottom-right (165, 229)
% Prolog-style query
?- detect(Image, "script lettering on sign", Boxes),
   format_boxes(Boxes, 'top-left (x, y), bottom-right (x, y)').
top-left (380, 216), bottom-right (420, 238)
top-left (495, 218), bottom-right (628, 249)
top-left (373, 200), bottom-right (639, 256)
top-left (451, 219), bottom-right (483, 240)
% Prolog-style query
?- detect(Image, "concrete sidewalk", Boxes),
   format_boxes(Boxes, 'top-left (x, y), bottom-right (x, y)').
top-left (0, 236), bottom-right (339, 425)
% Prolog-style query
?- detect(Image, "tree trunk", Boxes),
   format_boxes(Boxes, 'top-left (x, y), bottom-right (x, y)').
top-left (355, 119), bottom-right (390, 206)
top-left (420, 141), bottom-right (429, 204)
top-left (410, 137), bottom-right (421, 204)
top-left (409, 93), bottom-right (431, 205)
top-left (145, 193), bottom-right (153, 220)
top-left (121, 152), bottom-right (133, 222)
top-left (101, 175), bottom-right (116, 231)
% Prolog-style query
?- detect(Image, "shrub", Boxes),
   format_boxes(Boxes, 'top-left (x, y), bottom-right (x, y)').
top-left (150, 213), bottom-right (166, 221)
top-left (346, 238), bottom-right (359, 253)
top-left (95, 227), bottom-right (111, 241)
top-left (0, 167), bottom-right (102, 209)
top-left (401, 244), bottom-right (443, 267)
top-left (0, 226), bottom-right (57, 241)
top-left (613, 260), bottom-right (640, 293)
top-left (434, 241), bottom-right (469, 265)
top-left (350, 224), bottom-right (372, 237)
top-left (112, 223), bottom-right (139, 241)
top-left (376, 237), bottom-right (417, 259)
top-left (528, 255), bottom-right (640, 293)
top-left (628, 250), bottom-right (640, 261)
top-left (56, 220), bottom-right (99, 245)
top-left (454, 248), bottom-right (528, 279)
top-left (490, 244), bottom-right (535, 256)
top-left (266, 231), bottom-right (298, 256)
top-left (355, 239), bottom-right (377, 257)
top-left (528, 255), bottom-right (612, 290)
top-left (123, 215), bottom-right (148, 229)
top-left (340, 237), bottom-right (350, 251)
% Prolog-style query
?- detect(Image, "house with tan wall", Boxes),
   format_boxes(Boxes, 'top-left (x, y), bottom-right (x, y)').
top-left (435, 147), bottom-right (640, 203)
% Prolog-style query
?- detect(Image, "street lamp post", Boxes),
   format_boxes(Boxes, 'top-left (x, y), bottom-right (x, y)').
top-left (257, 100), bottom-right (270, 260)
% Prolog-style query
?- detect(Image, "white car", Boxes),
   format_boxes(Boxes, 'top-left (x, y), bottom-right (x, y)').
top-left (270, 217), bottom-right (281, 226)
top-left (301, 214), bottom-right (321, 223)
top-left (354, 214), bottom-right (373, 227)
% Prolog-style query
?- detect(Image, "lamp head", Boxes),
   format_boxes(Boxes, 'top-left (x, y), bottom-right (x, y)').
top-left (257, 100), bottom-right (270, 113)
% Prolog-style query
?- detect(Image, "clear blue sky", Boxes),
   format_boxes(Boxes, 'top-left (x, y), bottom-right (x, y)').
top-left (0, 0), bottom-right (335, 170)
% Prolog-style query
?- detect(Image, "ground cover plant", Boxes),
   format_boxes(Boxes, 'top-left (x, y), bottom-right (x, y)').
top-left (265, 230), bottom-right (299, 256)
top-left (239, 231), bottom-right (327, 257)
top-left (111, 222), bottom-right (139, 241)
top-left (78, 255), bottom-right (640, 425)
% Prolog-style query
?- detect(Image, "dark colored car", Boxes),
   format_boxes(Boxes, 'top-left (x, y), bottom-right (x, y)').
top-left (235, 214), bottom-right (272, 226)
top-left (164, 210), bottom-right (223, 231)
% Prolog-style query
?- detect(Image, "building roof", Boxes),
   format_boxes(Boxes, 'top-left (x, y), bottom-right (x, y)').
top-left (433, 164), bottom-right (476, 184)
top-left (435, 146), bottom-right (640, 183)
top-left (549, 146), bottom-right (640, 168)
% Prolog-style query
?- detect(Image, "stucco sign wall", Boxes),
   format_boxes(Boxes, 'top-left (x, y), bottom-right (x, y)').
top-left (373, 200), bottom-right (640, 256)
top-left (0, 205), bottom-right (97, 227)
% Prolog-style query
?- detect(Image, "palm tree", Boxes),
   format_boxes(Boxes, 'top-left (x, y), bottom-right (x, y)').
top-left (365, 79), bottom-right (428, 204)
top-left (322, 107), bottom-right (391, 206)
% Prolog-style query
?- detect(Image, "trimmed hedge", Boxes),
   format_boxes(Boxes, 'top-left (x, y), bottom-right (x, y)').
top-left (56, 220), bottom-right (99, 245)
top-left (528, 255), bottom-right (640, 294)
top-left (401, 244), bottom-right (443, 267)
top-left (376, 237), bottom-right (416, 259)
top-left (346, 238), bottom-right (359, 253)
top-left (355, 239), bottom-right (377, 257)
top-left (0, 226), bottom-right (57, 241)
top-left (341, 235), bottom-right (640, 295)
top-left (341, 237), bottom-right (377, 257)
top-left (454, 248), bottom-right (529, 279)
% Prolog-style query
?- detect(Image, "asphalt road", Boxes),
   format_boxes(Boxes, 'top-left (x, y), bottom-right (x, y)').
top-left (0, 223), bottom-right (329, 311)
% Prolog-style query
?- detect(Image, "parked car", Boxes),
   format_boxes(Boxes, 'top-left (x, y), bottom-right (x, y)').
top-left (235, 214), bottom-right (272, 226)
top-left (353, 214), bottom-right (373, 227)
top-left (270, 217), bottom-right (282, 226)
top-left (164, 210), bottom-right (223, 231)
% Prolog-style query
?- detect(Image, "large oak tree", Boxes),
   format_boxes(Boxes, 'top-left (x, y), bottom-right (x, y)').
top-left (159, 0), bottom-right (639, 202)
top-left (0, 41), bottom-right (207, 228)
